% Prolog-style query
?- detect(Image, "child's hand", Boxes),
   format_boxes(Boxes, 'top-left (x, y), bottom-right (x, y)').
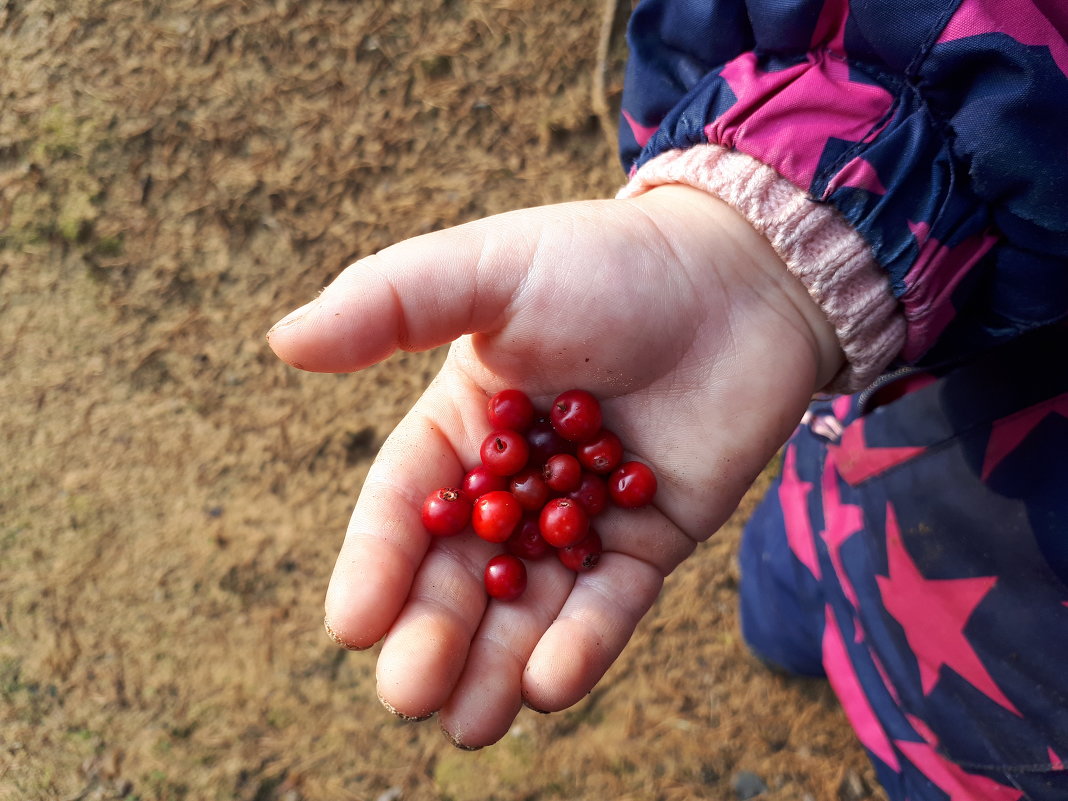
top-left (266, 185), bottom-right (842, 748)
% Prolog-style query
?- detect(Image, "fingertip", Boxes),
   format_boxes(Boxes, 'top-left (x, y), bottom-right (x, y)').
top-left (322, 615), bottom-right (373, 653)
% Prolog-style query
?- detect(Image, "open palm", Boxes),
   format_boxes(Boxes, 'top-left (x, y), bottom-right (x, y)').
top-left (267, 185), bottom-right (838, 748)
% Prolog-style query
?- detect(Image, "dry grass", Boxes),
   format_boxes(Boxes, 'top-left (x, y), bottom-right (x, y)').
top-left (0, 2), bottom-right (883, 799)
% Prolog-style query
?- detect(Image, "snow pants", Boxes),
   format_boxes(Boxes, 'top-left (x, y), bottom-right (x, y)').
top-left (739, 325), bottom-right (1068, 800)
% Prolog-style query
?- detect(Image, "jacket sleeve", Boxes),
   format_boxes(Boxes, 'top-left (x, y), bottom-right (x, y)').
top-left (617, 0), bottom-right (1068, 392)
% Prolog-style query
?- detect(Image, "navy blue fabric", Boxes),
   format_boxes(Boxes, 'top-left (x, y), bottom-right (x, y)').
top-left (739, 325), bottom-right (1068, 799)
top-left (620, 0), bottom-right (1068, 368)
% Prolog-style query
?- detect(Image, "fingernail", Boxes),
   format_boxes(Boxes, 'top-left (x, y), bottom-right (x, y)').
top-left (441, 725), bottom-right (483, 751)
top-left (267, 300), bottom-right (315, 335)
top-left (521, 697), bottom-right (551, 715)
top-left (378, 692), bottom-right (435, 723)
top-left (323, 617), bottom-right (371, 651)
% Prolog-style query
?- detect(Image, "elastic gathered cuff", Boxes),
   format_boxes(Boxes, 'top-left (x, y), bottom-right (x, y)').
top-left (617, 143), bottom-right (906, 394)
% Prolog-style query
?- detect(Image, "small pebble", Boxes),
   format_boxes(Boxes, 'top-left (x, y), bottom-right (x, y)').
top-left (731, 770), bottom-right (768, 799)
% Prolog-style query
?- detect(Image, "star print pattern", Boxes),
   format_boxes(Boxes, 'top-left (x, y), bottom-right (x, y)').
top-left (876, 503), bottom-right (1020, 716)
top-left (897, 715), bottom-right (1023, 801)
top-left (622, 0), bottom-right (1068, 368)
top-left (780, 444), bottom-right (822, 580)
top-left (828, 418), bottom-right (925, 485)
top-left (981, 393), bottom-right (1068, 481)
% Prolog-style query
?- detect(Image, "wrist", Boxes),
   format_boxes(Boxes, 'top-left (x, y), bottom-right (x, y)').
top-left (628, 183), bottom-right (845, 394)
top-left (619, 144), bottom-right (905, 393)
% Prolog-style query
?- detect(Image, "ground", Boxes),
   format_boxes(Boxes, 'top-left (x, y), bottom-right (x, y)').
top-left (0, 2), bottom-right (886, 799)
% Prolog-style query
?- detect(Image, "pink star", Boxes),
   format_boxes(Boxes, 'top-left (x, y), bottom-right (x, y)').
top-left (823, 605), bottom-right (901, 771)
top-left (900, 221), bottom-right (998, 362)
top-left (939, 0), bottom-right (1068, 79)
top-left (896, 714), bottom-right (1023, 801)
top-left (828, 418), bottom-right (926, 485)
top-left (1050, 747), bottom-right (1065, 771)
top-left (710, 51), bottom-right (893, 190)
top-left (876, 503), bottom-right (1021, 715)
top-left (780, 444), bottom-right (821, 580)
top-left (622, 109), bottom-right (658, 149)
top-left (981, 392), bottom-right (1068, 481)
top-left (825, 155), bottom-right (889, 196)
top-left (820, 453), bottom-right (865, 610)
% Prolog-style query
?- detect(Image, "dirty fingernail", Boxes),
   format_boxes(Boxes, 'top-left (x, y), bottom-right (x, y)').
top-left (378, 692), bottom-right (435, 723)
top-left (324, 617), bottom-right (371, 651)
top-left (441, 725), bottom-right (483, 751)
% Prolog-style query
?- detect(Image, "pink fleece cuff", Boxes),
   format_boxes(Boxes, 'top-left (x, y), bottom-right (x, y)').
top-left (617, 144), bottom-right (906, 394)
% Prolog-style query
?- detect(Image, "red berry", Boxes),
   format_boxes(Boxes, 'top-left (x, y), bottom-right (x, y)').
top-left (526, 417), bottom-right (574, 466)
top-left (567, 472), bottom-right (608, 516)
top-left (576, 429), bottom-right (624, 475)
top-left (557, 529), bottom-right (603, 572)
top-left (609, 461), bottom-right (658, 508)
top-left (471, 490), bottom-right (523, 543)
top-left (484, 554), bottom-right (527, 601)
top-left (509, 467), bottom-right (550, 511)
top-left (487, 389), bottom-right (535, 432)
top-left (543, 452), bottom-right (582, 493)
top-left (420, 487), bottom-right (472, 537)
top-left (461, 464), bottom-right (508, 502)
top-left (549, 389), bottom-right (603, 443)
top-left (505, 515), bottom-right (551, 560)
top-left (480, 429), bottom-right (530, 477)
top-left (539, 497), bottom-right (589, 548)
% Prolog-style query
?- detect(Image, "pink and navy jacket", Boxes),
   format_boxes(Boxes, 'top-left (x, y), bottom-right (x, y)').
top-left (618, 0), bottom-right (1068, 391)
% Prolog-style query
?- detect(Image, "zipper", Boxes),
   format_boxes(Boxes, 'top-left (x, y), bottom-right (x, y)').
top-left (855, 366), bottom-right (919, 413)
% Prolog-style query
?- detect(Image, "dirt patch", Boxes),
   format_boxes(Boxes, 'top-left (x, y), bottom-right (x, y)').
top-left (0, 2), bottom-right (883, 799)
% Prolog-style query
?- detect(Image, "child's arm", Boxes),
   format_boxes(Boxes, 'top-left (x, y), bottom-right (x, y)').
top-left (267, 184), bottom-right (842, 748)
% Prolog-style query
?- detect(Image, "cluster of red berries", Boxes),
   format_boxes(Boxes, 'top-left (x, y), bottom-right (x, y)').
top-left (420, 389), bottom-right (658, 602)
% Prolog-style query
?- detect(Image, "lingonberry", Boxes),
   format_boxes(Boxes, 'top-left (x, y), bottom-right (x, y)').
top-left (539, 497), bottom-right (589, 548)
top-left (549, 389), bottom-right (603, 443)
top-left (487, 388), bottom-right (535, 433)
top-left (505, 515), bottom-right (551, 560)
top-left (576, 429), bottom-right (624, 475)
top-left (526, 417), bottom-right (574, 466)
top-left (566, 472), bottom-right (608, 516)
top-left (509, 467), bottom-right (550, 511)
top-left (461, 464), bottom-right (508, 503)
top-left (557, 529), bottom-right (603, 572)
top-left (609, 460), bottom-right (658, 508)
top-left (543, 452), bottom-right (582, 493)
top-left (484, 554), bottom-right (527, 601)
top-left (471, 490), bottom-right (523, 543)
top-left (480, 429), bottom-right (530, 477)
top-left (420, 487), bottom-right (472, 537)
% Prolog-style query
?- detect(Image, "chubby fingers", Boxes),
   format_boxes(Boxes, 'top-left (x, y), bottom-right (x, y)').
top-left (323, 365), bottom-right (487, 649)
top-left (435, 506), bottom-right (687, 747)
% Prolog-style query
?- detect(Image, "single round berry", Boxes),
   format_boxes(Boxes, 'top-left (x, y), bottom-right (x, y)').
top-left (505, 515), bottom-right (551, 560)
top-left (566, 472), bottom-right (608, 516)
top-left (484, 554), bottom-right (527, 601)
top-left (461, 464), bottom-right (508, 503)
top-left (549, 389), bottom-right (603, 443)
top-left (487, 389), bottom-right (535, 433)
top-left (539, 497), bottom-right (589, 548)
top-left (543, 453), bottom-right (582, 493)
top-left (471, 490), bottom-right (523, 543)
top-left (576, 429), bottom-right (624, 475)
top-left (609, 461), bottom-right (658, 508)
top-left (480, 429), bottom-right (530, 477)
top-left (557, 529), bottom-right (603, 572)
top-left (420, 487), bottom-right (472, 537)
top-left (526, 417), bottom-right (574, 466)
top-left (509, 467), bottom-right (550, 511)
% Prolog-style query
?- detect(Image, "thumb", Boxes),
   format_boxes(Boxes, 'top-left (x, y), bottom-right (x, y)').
top-left (266, 208), bottom-right (545, 373)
